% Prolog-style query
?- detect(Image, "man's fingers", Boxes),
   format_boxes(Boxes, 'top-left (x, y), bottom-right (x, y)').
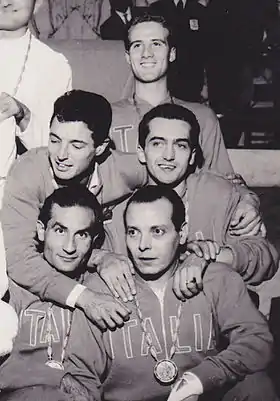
top-left (102, 277), bottom-right (120, 299)
top-left (230, 216), bottom-right (261, 236)
top-left (109, 276), bottom-right (130, 302)
top-left (173, 269), bottom-right (185, 301)
top-left (187, 242), bottom-right (203, 258)
top-left (124, 271), bottom-right (137, 296)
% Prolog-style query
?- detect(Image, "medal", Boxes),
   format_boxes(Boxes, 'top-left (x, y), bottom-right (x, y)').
top-left (134, 294), bottom-right (183, 386)
top-left (154, 359), bottom-right (178, 385)
top-left (45, 304), bottom-right (72, 371)
top-left (45, 360), bottom-right (65, 370)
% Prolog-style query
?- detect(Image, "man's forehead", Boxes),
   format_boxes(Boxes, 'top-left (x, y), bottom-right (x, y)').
top-left (50, 117), bottom-right (93, 141)
top-left (49, 204), bottom-right (95, 227)
top-left (129, 21), bottom-right (168, 42)
top-left (126, 199), bottom-right (173, 226)
top-left (147, 118), bottom-right (191, 139)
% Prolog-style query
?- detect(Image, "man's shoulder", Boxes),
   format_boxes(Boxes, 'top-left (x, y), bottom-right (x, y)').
top-left (112, 98), bottom-right (132, 112)
top-left (203, 261), bottom-right (245, 291)
top-left (173, 98), bottom-right (217, 123)
top-left (8, 147), bottom-right (49, 176)
top-left (31, 35), bottom-right (69, 64)
top-left (189, 170), bottom-right (233, 192)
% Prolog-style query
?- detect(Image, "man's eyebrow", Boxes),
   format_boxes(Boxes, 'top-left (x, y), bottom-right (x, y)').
top-left (49, 132), bottom-right (60, 139)
top-left (69, 139), bottom-right (88, 144)
top-left (52, 221), bottom-right (67, 229)
top-left (174, 138), bottom-right (190, 143)
top-left (148, 136), bottom-right (166, 142)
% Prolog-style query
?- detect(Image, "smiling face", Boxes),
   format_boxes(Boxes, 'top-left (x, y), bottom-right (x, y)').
top-left (37, 204), bottom-right (95, 274)
top-left (0, 0), bottom-right (39, 35)
top-left (126, 198), bottom-right (186, 279)
top-left (126, 21), bottom-right (175, 83)
top-left (48, 117), bottom-right (99, 181)
top-left (138, 117), bottom-right (196, 187)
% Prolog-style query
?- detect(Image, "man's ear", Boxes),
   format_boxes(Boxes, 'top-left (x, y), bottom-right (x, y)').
top-left (179, 221), bottom-right (188, 245)
top-left (189, 148), bottom-right (196, 166)
top-left (137, 145), bottom-right (146, 164)
top-left (36, 220), bottom-right (45, 242)
top-left (169, 47), bottom-right (176, 63)
top-left (95, 138), bottom-right (110, 157)
top-left (125, 51), bottom-right (131, 65)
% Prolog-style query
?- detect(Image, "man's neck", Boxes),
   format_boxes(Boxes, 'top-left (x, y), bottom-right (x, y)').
top-left (135, 79), bottom-right (170, 107)
top-left (0, 27), bottom-right (28, 40)
top-left (147, 176), bottom-right (188, 199)
top-left (139, 260), bottom-right (178, 294)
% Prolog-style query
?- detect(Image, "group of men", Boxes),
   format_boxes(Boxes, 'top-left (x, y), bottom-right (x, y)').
top-left (0, 1), bottom-right (279, 401)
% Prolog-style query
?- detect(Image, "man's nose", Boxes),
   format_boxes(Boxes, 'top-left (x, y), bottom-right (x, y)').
top-left (63, 235), bottom-right (76, 254)
top-left (57, 144), bottom-right (68, 161)
top-left (139, 233), bottom-right (152, 251)
top-left (163, 144), bottom-right (175, 161)
top-left (142, 44), bottom-right (153, 58)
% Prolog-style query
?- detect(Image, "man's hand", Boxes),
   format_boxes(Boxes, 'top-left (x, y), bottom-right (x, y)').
top-left (226, 173), bottom-right (247, 186)
top-left (168, 372), bottom-right (201, 401)
top-left (96, 252), bottom-right (136, 302)
top-left (76, 288), bottom-right (131, 330)
top-left (0, 92), bottom-right (30, 130)
top-left (173, 254), bottom-right (208, 301)
top-left (187, 240), bottom-right (220, 262)
top-left (229, 199), bottom-right (263, 236)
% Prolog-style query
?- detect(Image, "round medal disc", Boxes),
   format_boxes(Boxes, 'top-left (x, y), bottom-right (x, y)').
top-left (154, 359), bottom-right (178, 385)
top-left (45, 360), bottom-right (64, 370)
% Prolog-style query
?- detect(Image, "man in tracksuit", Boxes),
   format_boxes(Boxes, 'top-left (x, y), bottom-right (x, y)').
top-left (0, 185), bottom-right (123, 399)
top-left (62, 185), bottom-right (277, 401)
top-left (103, 103), bottom-right (278, 299)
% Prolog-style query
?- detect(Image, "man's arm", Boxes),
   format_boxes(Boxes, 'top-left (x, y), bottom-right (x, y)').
top-left (1, 151), bottom-right (131, 328)
top-left (1, 151), bottom-right (78, 305)
top-left (63, 307), bottom-right (109, 400)
top-left (189, 264), bottom-right (273, 392)
top-left (218, 235), bottom-right (279, 285)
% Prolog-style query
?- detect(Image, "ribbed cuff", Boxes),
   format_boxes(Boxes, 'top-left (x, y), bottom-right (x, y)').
top-left (66, 284), bottom-right (87, 308)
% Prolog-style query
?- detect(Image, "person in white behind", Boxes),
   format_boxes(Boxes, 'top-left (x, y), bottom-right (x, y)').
top-left (0, 0), bottom-right (72, 205)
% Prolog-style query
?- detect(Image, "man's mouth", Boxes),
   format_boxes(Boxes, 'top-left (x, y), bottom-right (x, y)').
top-left (158, 163), bottom-right (176, 171)
top-left (59, 255), bottom-right (77, 263)
top-left (138, 257), bottom-right (157, 263)
top-left (55, 161), bottom-right (72, 171)
top-left (140, 62), bottom-right (156, 67)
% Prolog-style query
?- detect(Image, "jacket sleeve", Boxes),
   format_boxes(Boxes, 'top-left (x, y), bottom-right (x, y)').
top-left (226, 235), bottom-right (279, 285)
top-left (199, 107), bottom-right (233, 175)
top-left (1, 153), bottom-right (77, 305)
top-left (190, 264), bottom-right (273, 392)
top-left (63, 309), bottom-right (110, 400)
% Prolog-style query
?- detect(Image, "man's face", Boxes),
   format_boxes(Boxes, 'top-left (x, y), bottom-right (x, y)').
top-left (126, 21), bottom-right (176, 83)
top-left (126, 199), bottom-right (186, 278)
top-left (48, 117), bottom-right (97, 181)
top-left (138, 117), bottom-right (196, 186)
top-left (38, 204), bottom-right (95, 274)
top-left (0, 0), bottom-right (37, 32)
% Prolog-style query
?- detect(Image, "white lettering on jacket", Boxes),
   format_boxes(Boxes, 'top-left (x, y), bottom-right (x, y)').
top-left (108, 313), bottom-right (214, 360)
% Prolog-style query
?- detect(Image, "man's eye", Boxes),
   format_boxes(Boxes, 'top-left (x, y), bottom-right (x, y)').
top-left (131, 43), bottom-right (141, 49)
top-left (50, 137), bottom-right (59, 143)
top-left (151, 141), bottom-right (163, 147)
top-left (152, 41), bottom-right (162, 47)
top-left (72, 143), bottom-right (84, 150)
top-left (152, 228), bottom-right (165, 236)
top-left (177, 143), bottom-right (188, 149)
top-left (77, 232), bottom-right (89, 239)
top-left (55, 227), bottom-right (64, 234)
top-left (127, 229), bottom-right (137, 237)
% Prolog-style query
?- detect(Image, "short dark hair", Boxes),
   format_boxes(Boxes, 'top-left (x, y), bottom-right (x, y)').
top-left (39, 185), bottom-right (104, 242)
top-left (50, 90), bottom-right (112, 147)
top-left (124, 185), bottom-right (185, 232)
top-left (138, 103), bottom-right (204, 168)
top-left (124, 12), bottom-right (175, 51)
